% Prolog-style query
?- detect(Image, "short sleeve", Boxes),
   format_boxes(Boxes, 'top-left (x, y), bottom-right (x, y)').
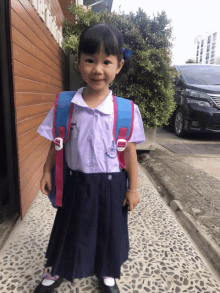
top-left (128, 104), bottom-right (145, 144)
top-left (37, 105), bottom-right (54, 141)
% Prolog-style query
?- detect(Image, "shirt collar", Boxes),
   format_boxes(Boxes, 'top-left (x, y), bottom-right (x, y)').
top-left (71, 87), bottom-right (114, 114)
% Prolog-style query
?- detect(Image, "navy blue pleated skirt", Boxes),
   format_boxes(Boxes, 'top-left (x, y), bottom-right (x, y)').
top-left (45, 167), bottom-right (129, 283)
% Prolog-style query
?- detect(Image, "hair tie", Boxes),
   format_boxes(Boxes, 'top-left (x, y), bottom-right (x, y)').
top-left (122, 48), bottom-right (133, 60)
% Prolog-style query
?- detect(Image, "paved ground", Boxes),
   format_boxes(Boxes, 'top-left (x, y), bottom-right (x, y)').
top-left (0, 166), bottom-right (220, 292)
top-left (155, 127), bottom-right (220, 182)
top-left (137, 127), bottom-right (220, 281)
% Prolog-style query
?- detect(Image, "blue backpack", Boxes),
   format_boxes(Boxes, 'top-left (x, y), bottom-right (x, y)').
top-left (48, 91), bottom-right (134, 208)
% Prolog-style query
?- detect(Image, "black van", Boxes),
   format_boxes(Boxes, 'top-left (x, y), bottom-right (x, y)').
top-left (170, 64), bottom-right (220, 136)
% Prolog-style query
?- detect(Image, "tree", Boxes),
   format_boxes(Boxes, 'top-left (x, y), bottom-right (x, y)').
top-left (63, 4), bottom-right (177, 128)
top-left (185, 58), bottom-right (196, 63)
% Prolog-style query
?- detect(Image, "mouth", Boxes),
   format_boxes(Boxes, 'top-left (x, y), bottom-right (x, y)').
top-left (91, 79), bottom-right (104, 82)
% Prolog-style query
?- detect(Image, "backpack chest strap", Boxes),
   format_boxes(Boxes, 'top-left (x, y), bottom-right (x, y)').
top-left (117, 128), bottom-right (128, 151)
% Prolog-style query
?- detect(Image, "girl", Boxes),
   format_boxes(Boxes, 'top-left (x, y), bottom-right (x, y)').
top-left (35, 23), bottom-right (145, 293)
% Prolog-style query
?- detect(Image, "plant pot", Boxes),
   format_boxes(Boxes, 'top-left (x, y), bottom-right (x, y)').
top-left (136, 127), bottom-right (157, 151)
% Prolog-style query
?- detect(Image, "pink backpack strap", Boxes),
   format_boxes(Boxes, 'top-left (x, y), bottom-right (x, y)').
top-left (112, 95), bottom-right (134, 170)
top-left (54, 128), bottom-right (65, 206)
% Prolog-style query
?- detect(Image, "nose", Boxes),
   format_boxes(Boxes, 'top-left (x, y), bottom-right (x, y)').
top-left (93, 63), bottom-right (102, 74)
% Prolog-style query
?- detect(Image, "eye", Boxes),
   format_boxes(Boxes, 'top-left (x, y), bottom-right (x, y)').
top-left (104, 60), bottom-right (111, 65)
top-left (86, 58), bottom-right (94, 63)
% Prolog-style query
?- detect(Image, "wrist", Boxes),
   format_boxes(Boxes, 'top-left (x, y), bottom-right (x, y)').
top-left (127, 188), bottom-right (139, 193)
top-left (43, 163), bottom-right (53, 174)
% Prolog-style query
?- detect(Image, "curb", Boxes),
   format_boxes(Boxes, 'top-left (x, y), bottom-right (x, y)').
top-left (138, 162), bottom-right (220, 281)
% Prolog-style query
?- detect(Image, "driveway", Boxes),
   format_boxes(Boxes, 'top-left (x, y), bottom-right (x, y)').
top-left (156, 127), bottom-right (220, 181)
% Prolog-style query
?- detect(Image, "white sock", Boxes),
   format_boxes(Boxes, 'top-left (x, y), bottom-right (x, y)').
top-left (42, 279), bottom-right (56, 286)
top-left (103, 277), bottom-right (115, 286)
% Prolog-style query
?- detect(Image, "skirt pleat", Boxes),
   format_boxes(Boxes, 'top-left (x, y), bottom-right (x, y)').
top-left (45, 167), bottom-right (129, 283)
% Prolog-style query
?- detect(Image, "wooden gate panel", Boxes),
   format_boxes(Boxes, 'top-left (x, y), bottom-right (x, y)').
top-left (14, 92), bottom-right (55, 107)
top-left (16, 114), bottom-right (51, 137)
top-left (11, 8), bottom-right (62, 68)
top-left (14, 77), bottom-right (60, 96)
top-left (12, 44), bottom-right (63, 82)
top-left (19, 141), bottom-right (50, 188)
top-left (12, 0), bottom-right (64, 63)
top-left (18, 135), bottom-right (46, 164)
top-left (17, 127), bottom-right (41, 151)
top-left (13, 60), bottom-right (63, 89)
top-left (11, 26), bottom-right (63, 76)
top-left (16, 103), bottom-right (53, 122)
top-left (11, 0), bottom-right (69, 217)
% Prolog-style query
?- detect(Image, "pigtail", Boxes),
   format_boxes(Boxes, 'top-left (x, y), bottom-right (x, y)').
top-left (115, 49), bottom-right (133, 82)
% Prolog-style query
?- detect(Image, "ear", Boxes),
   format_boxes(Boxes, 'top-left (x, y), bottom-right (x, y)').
top-left (77, 55), bottom-right (81, 72)
top-left (116, 59), bottom-right (124, 74)
top-left (74, 62), bottom-right (80, 74)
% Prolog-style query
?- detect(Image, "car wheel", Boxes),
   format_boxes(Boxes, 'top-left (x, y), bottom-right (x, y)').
top-left (174, 108), bottom-right (186, 137)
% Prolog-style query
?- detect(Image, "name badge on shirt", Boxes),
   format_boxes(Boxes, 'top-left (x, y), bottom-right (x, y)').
top-left (106, 140), bottom-right (117, 159)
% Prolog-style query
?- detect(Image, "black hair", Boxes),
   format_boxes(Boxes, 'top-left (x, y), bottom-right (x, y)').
top-left (78, 23), bottom-right (132, 80)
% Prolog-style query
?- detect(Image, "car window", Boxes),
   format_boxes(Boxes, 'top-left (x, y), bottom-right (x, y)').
top-left (177, 65), bottom-right (220, 85)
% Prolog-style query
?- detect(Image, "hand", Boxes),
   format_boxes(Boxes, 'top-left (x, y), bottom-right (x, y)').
top-left (40, 171), bottom-right (52, 195)
top-left (122, 190), bottom-right (140, 211)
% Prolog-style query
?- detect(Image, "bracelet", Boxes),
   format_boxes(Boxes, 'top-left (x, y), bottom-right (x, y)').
top-left (127, 188), bottom-right (138, 193)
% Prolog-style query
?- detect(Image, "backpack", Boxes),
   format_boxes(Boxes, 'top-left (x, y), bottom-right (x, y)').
top-left (48, 91), bottom-right (134, 208)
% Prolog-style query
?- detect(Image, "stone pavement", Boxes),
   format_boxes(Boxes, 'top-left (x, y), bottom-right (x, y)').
top-left (0, 165), bottom-right (220, 293)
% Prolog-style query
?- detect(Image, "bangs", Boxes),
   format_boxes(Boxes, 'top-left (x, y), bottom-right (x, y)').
top-left (78, 24), bottom-right (123, 59)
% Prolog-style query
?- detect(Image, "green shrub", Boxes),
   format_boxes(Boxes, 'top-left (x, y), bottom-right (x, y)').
top-left (63, 4), bottom-right (177, 128)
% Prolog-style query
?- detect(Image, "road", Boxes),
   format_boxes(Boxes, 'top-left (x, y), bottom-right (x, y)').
top-left (156, 126), bottom-right (220, 181)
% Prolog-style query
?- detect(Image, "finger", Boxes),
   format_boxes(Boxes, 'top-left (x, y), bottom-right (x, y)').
top-left (129, 204), bottom-right (134, 211)
top-left (42, 188), bottom-right (47, 195)
top-left (40, 184), bottom-right (47, 195)
top-left (122, 198), bottom-right (127, 207)
top-left (42, 183), bottom-right (49, 195)
top-left (47, 183), bottom-right (52, 192)
top-left (43, 186), bottom-right (48, 195)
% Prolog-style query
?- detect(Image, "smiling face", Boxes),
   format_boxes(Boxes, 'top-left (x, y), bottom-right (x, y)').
top-left (78, 47), bottom-right (124, 96)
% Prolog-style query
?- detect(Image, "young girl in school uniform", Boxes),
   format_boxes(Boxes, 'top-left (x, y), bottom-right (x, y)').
top-left (34, 23), bottom-right (145, 293)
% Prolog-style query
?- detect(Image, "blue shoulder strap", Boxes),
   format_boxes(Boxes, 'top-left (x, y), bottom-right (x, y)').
top-left (52, 91), bottom-right (76, 207)
top-left (54, 91), bottom-right (76, 141)
top-left (114, 96), bottom-right (133, 140)
top-left (112, 95), bottom-right (134, 171)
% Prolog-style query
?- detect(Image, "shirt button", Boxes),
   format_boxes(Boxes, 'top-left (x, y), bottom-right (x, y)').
top-left (87, 136), bottom-right (92, 142)
top-left (108, 175), bottom-right (112, 180)
top-left (89, 162), bottom-right (94, 167)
